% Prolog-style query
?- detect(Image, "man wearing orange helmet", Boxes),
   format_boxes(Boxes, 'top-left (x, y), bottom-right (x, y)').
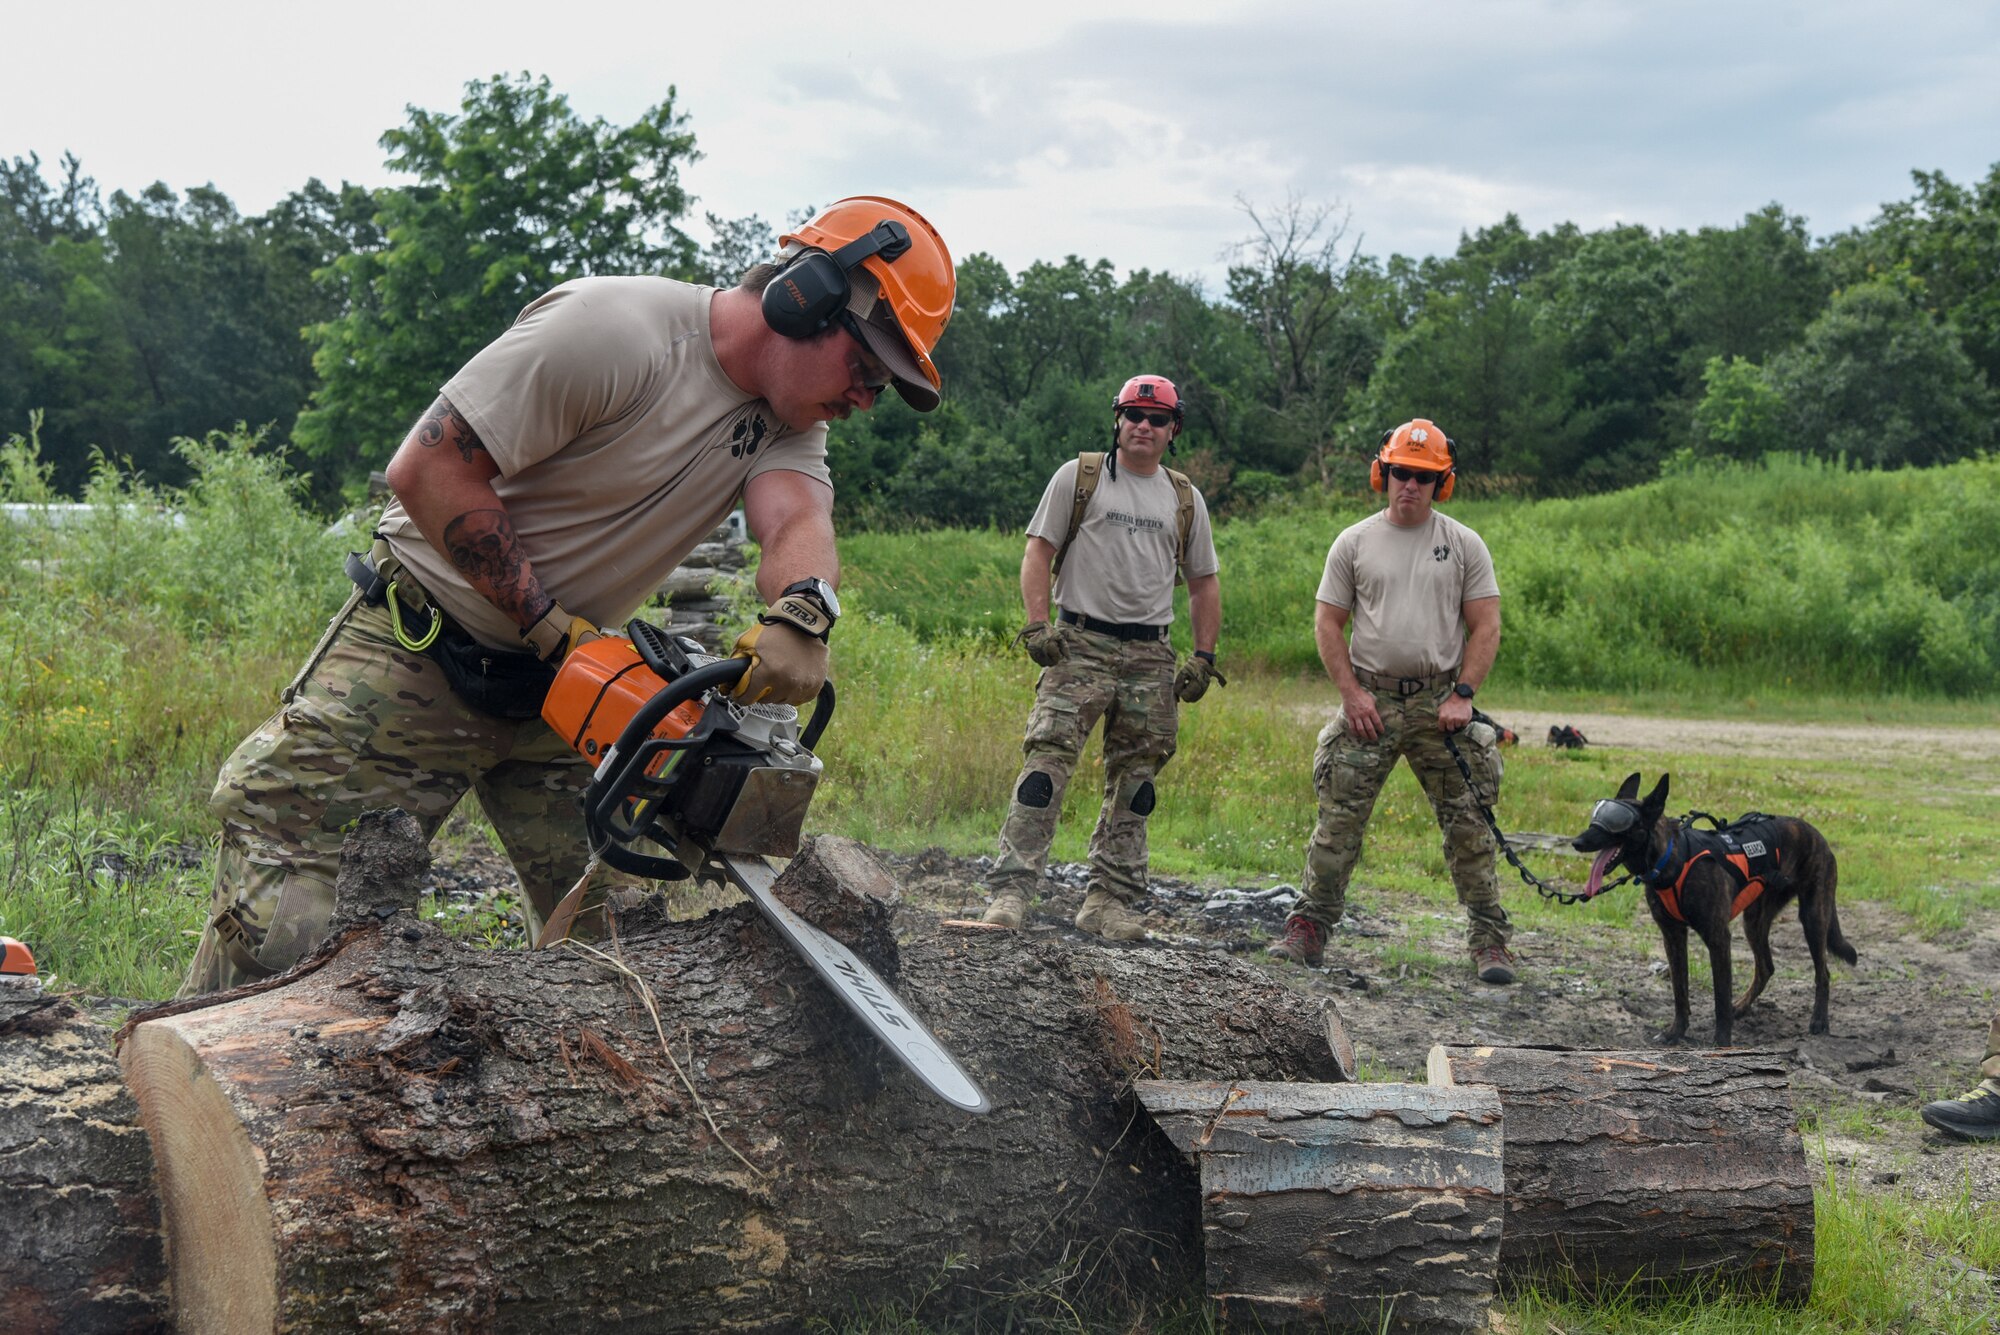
top-left (1268, 419), bottom-right (1515, 983)
top-left (978, 375), bottom-right (1223, 941)
top-left (183, 197), bottom-right (954, 994)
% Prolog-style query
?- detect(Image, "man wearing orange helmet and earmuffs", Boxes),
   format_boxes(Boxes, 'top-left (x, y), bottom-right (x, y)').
top-left (183, 197), bottom-right (954, 994)
top-left (1267, 419), bottom-right (1515, 983)
top-left (977, 375), bottom-right (1223, 941)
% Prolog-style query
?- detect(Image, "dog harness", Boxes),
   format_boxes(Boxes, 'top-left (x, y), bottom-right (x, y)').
top-left (1646, 814), bottom-right (1787, 925)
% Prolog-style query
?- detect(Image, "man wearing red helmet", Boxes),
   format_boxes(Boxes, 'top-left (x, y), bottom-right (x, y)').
top-left (183, 198), bottom-right (954, 994)
top-left (1267, 418), bottom-right (1515, 983)
top-left (978, 375), bottom-right (1223, 941)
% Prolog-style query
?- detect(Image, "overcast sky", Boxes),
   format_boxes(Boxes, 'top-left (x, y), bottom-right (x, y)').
top-left (9, 1), bottom-right (1998, 286)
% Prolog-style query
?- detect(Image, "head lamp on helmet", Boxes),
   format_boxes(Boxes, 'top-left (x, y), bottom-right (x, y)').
top-left (770, 196), bottom-right (955, 412)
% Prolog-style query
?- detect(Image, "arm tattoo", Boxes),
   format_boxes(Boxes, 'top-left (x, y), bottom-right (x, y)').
top-left (443, 510), bottom-right (552, 627)
top-left (415, 397), bottom-right (490, 468)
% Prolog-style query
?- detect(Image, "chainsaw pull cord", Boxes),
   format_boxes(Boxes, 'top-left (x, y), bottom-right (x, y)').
top-left (1442, 729), bottom-right (1615, 906)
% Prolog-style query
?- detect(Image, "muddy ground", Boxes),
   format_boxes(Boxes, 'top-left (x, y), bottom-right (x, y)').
top-left (431, 715), bottom-right (2000, 1207)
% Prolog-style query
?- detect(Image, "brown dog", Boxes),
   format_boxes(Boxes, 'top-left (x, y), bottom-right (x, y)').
top-left (1571, 773), bottom-right (1857, 1047)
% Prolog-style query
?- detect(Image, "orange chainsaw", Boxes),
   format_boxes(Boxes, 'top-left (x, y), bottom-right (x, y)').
top-left (542, 619), bottom-right (988, 1114)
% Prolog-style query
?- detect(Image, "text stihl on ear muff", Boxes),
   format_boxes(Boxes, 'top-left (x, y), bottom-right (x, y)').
top-left (1370, 418), bottom-right (1457, 500)
top-left (761, 220), bottom-right (913, 340)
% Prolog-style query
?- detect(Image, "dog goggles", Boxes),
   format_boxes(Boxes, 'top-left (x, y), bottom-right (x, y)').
top-left (1589, 799), bottom-right (1643, 833)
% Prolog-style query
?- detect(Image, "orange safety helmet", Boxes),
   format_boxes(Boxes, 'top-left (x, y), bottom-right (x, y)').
top-left (780, 196), bottom-right (955, 408)
top-left (1370, 418), bottom-right (1457, 500)
top-left (1, 936), bottom-right (36, 977)
top-left (1113, 374), bottom-right (1183, 423)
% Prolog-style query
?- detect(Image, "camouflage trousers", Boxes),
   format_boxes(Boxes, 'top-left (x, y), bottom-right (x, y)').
top-left (1296, 679), bottom-right (1512, 951)
top-left (181, 596), bottom-right (640, 996)
top-left (1985, 1010), bottom-right (2000, 1083)
top-left (990, 629), bottom-right (1178, 905)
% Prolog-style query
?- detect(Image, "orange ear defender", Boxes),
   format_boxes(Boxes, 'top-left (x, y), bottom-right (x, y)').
top-left (1370, 418), bottom-right (1457, 500)
top-left (1, 937), bottom-right (36, 977)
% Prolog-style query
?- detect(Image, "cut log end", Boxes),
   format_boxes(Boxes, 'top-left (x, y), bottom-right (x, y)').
top-left (121, 1019), bottom-right (276, 1333)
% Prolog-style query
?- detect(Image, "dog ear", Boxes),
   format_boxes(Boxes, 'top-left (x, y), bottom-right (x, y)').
top-left (1642, 773), bottom-right (1670, 815)
top-left (1616, 772), bottom-right (1641, 800)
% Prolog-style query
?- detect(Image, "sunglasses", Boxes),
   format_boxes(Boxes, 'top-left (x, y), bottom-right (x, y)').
top-left (1387, 464), bottom-right (1442, 485)
top-left (1120, 407), bottom-right (1174, 428)
top-left (1589, 799), bottom-right (1642, 833)
top-left (837, 311), bottom-right (892, 394)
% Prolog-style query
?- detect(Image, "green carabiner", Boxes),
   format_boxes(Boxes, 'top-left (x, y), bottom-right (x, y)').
top-left (386, 582), bottom-right (441, 651)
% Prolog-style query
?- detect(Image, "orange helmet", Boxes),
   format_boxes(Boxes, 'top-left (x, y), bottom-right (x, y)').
top-left (1, 936), bottom-right (35, 977)
top-left (1370, 418), bottom-right (1457, 500)
top-left (781, 196), bottom-right (954, 410)
top-left (1113, 374), bottom-right (1183, 422)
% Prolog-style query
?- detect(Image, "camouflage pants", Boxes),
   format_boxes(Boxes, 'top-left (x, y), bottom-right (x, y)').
top-left (991, 630), bottom-right (1178, 905)
top-left (1984, 1010), bottom-right (2000, 1083)
top-left (181, 596), bottom-right (638, 996)
top-left (1296, 682), bottom-right (1512, 951)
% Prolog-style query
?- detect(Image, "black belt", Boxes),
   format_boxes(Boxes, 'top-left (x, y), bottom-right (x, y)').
top-left (1353, 666), bottom-right (1455, 697)
top-left (1059, 609), bottom-right (1170, 643)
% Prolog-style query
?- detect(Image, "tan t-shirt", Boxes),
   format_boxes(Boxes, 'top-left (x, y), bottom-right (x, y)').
top-left (1316, 509), bottom-right (1499, 678)
top-left (378, 277), bottom-right (831, 649)
top-left (1027, 458), bottom-right (1219, 626)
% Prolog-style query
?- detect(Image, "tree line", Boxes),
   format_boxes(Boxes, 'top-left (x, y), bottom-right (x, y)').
top-left (4, 73), bottom-right (1995, 523)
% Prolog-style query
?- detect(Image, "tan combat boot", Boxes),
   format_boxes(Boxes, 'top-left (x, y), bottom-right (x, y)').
top-left (981, 888), bottom-right (1030, 929)
top-left (1074, 889), bottom-right (1148, 942)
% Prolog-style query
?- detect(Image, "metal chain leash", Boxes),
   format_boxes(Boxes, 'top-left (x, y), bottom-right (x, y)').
top-left (1442, 731), bottom-right (1629, 906)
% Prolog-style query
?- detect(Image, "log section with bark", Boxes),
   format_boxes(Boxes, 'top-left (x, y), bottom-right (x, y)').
top-left (1138, 1080), bottom-right (1503, 1334)
top-left (0, 991), bottom-right (169, 1334)
top-left (122, 817), bottom-right (1353, 1332)
top-left (1428, 1043), bottom-right (1813, 1302)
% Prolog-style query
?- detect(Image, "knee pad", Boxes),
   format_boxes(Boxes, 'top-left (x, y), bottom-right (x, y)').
top-left (1128, 780), bottom-right (1156, 816)
top-left (1016, 771), bottom-right (1055, 809)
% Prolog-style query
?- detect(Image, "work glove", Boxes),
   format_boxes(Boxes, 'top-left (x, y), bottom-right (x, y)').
top-left (1016, 620), bottom-right (1070, 668)
top-left (521, 604), bottom-right (603, 662)
top-left (1174, 652), bottom-right (1226, 703)
top-left (730, 611), bottom-right (830, 706)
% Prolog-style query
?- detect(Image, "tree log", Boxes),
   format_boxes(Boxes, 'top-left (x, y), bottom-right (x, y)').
top-left (0, 992), bottom-right (169, 1334)
top-left (121, 821), bottom-right (1353, 1332)
top-left (1427, 1043), bottom-right (1813, 1302)
top-left (1138, 1080), bottom-right (1502, 1334)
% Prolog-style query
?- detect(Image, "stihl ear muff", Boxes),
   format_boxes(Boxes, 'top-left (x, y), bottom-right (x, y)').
top-left (761, 220), bottom-right (914, 340)
top-left (1370, 425), bottom-right (1458, 501)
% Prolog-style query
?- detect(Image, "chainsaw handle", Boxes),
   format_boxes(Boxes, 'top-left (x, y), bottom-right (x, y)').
top-left (589, 657), bottom-right (744, 844)
top-left (800, 679), bottom-right (835, 752)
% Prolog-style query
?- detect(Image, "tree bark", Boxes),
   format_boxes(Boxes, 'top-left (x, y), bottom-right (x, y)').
top-left (1427, 1043), bottom-right (1813, 1302)
top-left (0, 992), bottom-right (169, 1334)
top-left (1138, 1080), bottom-right (1503, 1334)
top-left (121, 821), bottom-right (1353, 1332)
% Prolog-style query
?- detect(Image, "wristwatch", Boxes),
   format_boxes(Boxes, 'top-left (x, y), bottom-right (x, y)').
top-left (781, 577), bottom-right (841, 623)
top-left (761, 577), bottom-right (842, 643)
top-left (1452, 682), bottom-right (1477, 699)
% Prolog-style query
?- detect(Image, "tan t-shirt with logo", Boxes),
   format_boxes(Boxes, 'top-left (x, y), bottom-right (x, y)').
top-left (377, 277), bottom-right (831, 649)
top-left (1027, 458), bottom-right (1219, 626)
top-left (1316, 510), bottom-right (1499, 678)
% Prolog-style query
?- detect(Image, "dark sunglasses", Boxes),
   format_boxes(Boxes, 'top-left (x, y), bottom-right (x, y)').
top-left (1589, 799), bottom-right (1643, 833)
top-left (1120, 407), bottom-right (1173, 428)
top-left (1387, 464), bottom-right (1442, 485)
top-left (837, 311), bottom-right (891, 393)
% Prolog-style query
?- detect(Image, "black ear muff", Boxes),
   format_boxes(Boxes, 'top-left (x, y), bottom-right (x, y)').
top-left (760, 219), bottom-right (914, 341)
top-left (1370, 427), bottom-right (1394, 493)
top-left (1436, 434), bottom-right (1458, 501)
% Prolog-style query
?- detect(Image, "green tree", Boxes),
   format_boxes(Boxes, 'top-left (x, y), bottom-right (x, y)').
top-left (295, 73), bottom-right (701, 477)
top-left (1766, 277), bottom-right (1994, 467)
top-left (1689, 355), bottom-right (1786, 460)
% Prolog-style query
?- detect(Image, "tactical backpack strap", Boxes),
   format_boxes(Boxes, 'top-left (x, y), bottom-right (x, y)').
top-left (1051, 452), bottom-right (1105, 579)
top-left (1165, 465), bottom-right (1195, 585)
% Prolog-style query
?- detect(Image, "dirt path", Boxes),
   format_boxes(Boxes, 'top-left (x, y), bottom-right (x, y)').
top-left (1484, 709), bottom-right (2000, 763)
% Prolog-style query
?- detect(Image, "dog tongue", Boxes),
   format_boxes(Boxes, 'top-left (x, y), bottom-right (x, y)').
top-left (1585, 846), bottom-right (1620, 898)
